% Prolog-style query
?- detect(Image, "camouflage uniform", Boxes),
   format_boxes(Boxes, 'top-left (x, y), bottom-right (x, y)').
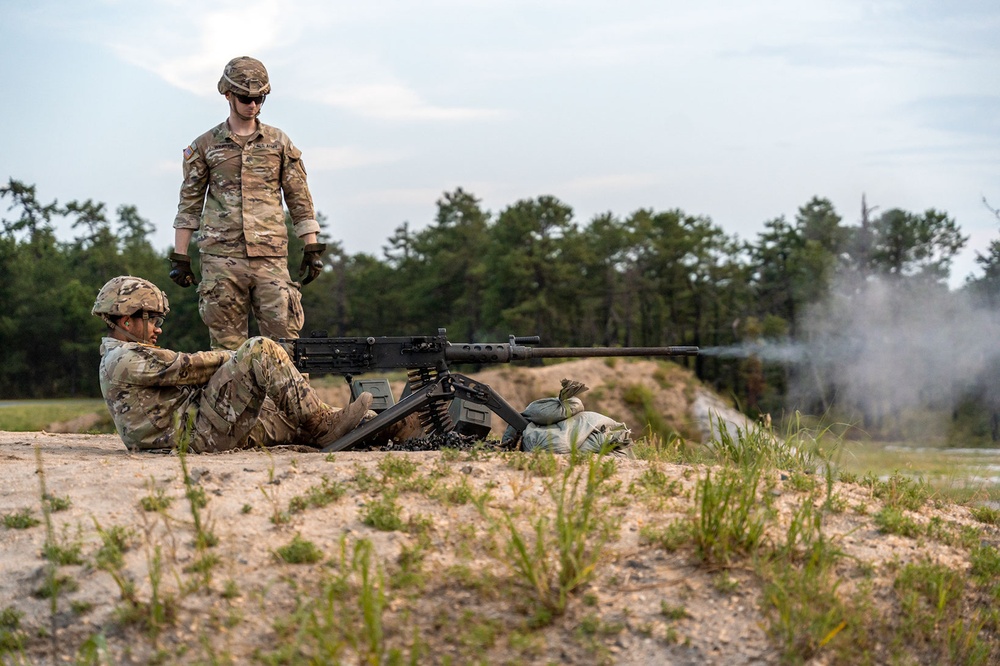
top-left (99, 335), bottom-right (323, 452)
top-left (173, 120), bottom-right (320, 350)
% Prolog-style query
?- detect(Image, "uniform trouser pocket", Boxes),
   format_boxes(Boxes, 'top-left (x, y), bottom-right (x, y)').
top-left (199, 255), bottom-right (251, 350)
top-left (193, 356), bottom-right (265, 451)
top-left (252, 260), bottom-right (304, 341)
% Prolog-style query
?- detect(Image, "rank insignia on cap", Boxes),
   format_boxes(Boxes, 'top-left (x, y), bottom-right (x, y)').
top-left (183, 145), bottom-right (195, 160)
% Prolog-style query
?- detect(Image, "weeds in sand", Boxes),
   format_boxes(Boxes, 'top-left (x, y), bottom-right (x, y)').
top-left (710, 413), bottom-right (820, 474)
top-left (260, 482), bottom-right (290, 526)
top-left (74, 632), bottom-right (110, 665)
top-left (439, 446), bottom-right (463, 462)
top-left (219, 579), bottom-right (240, 601)
top-left (692, 466), bottom-right (767, 565)
top-left (34, 446), bottom-right (64, 658)
top-left (777, 497), bottom-right (833, 563)
top-left (275, 534), bottom-right (324, 564)
top-left (41, 524), bottom-right (84, 566)
top-left (362, 492), bottom-right (404, 531)
top-left (861, 471), bottom-right (931, 511)
top-left (139, 479), bottom-right (172, 512)
top-left (629, 431), bottom-right (702, 464)
top-left (354, 540), bottom-right (389, 662)
top-left (760, 552), bottom-right (853, 663)
top-left (174, 421), bottom-right (216, 551)
top-left (758, 486), bottom-right (857, 662)
top-left (288, 475), bottom-right (346, 515)
top-left (32, 572), bottom-right (78, 600)
top-left (874, 506), bottom-right (922, 538)
top-left (261, 537), bottom-right (421, 665)
top-left (923, 516), bottom-right (980, 549)
top-left (0, 607), bottom-right (26, 655)
top-left (352, 464), bottom-right (381, 493)
top-left (377, 455), bottom-right (419, 482)
top-left (434, 475), bottom-right (475, 505)
top-left (501, 450), bottom-right (618, 616)
top-left (629, 463), bottom-right (683, 507)
top-left (144, 546), bottom-right (173, 638)
top-left (42, 493), bottom-right (71, 512)
top-left (639, 521), bottom-right (691, 552)
top-left (505, 449), bottom-right (560, 477)
top-left (392, 542), bottom-right (427, 591)
top-left (970, 544), bottom-right (1000, 585)
top-left (970, 505), bottom-right (1000, 526)
top-left (660, 602), bottom-right (689, 620)
top-left (3, 508), bottom-right (40, 529)
top-left (99, 536), bottom-right (168, 638)
top-left (93, 520), bottom-right (137, 603)
top-left (712, 572), bottom-right (740, 594)
top-left (892, 559), bottom-right (993, 664)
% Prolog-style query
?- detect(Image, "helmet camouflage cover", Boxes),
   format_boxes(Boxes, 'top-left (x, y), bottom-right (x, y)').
top-left (217, 56), bottom-right (271, 96)
top-left (92, 276), bottom-right (170, 327)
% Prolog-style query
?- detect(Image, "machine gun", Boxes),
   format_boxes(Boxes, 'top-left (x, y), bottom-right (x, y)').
top-left (283, 328), bottom-right (699, 452)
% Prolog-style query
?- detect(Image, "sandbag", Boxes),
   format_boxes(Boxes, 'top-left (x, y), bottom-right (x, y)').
top-left (519, 377), bottom-right (589, 425)
top-left (521, 395), bottom-right (585, 425)
top-left (521, 411), bottom-right (631, 454)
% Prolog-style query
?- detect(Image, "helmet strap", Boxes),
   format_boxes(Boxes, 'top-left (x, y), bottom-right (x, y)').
top-left (113, 314), bottom-right (154, 346)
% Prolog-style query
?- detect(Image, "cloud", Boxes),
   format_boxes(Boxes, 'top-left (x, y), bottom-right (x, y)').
top-left (305, 146), bottom-right (408, 170)
top-left (344, 187), bottom-right (448, 206)
top-left (89, 1), bottom-right (290, 96)
top-left (908, 95), bottom-right (1000, 137)
top-left (558, 173), bottom-right (663, 195)
top-left (153, 159), bottom-right (178, 175)
top-left (78, 1), bottom-right (506, 121)
top-left (313, 83), bottom-right (506, 122)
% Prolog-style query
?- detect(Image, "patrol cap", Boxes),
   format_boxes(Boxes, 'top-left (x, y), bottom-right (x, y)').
top-left (92, 276), bottom-right (170, 325)
top-left (217, 56), bottom-right (271, 96)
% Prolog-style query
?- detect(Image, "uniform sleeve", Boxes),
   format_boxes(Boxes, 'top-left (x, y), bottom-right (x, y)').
top-left (173, 142), bottom-right (209, 230)
top-left (123, 347), bottom-right (234, 386)
top-left (281, 140), bottom-right (321, 238)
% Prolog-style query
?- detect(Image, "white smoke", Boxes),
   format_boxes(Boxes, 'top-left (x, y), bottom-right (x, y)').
top-left (792, 275), bottom-right (1000, 429)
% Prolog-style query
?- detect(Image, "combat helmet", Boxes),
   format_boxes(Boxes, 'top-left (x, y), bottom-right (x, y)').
top-left (92, 276), bottom-right (169, 328)
top-left (217, 56), bottom-right (271, 96)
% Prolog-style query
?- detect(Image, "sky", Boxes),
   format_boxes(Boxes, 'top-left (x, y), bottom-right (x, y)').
top-left (2, 0), bottom-right (998, 288)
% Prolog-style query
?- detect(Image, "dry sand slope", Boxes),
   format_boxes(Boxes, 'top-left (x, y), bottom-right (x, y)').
top-left (0, 359), bottom-right (997, 665)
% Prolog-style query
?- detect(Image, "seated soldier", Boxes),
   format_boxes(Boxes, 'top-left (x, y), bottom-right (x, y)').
top-left (91, 275), bottom-right (372, 452)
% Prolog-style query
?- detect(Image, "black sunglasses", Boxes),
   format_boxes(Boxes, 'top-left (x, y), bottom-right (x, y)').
top-left (235, 93), bottom-right (266, 105)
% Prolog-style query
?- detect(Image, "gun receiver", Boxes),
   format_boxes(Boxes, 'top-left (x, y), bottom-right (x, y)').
top-left (284, 329), bottom-right (699, 452)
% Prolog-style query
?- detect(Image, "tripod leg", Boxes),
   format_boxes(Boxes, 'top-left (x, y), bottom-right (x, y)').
top-left (321, 377), bottom-right (454, 452)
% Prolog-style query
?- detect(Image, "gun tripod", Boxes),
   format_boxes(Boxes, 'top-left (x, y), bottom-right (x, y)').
top-left (323, 369), bottom-right (529, 453)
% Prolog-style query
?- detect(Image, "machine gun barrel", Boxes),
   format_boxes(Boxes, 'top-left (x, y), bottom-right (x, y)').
top-left (444, 342), bottom-right (700, 364)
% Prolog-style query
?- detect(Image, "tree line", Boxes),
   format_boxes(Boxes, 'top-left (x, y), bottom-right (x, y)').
top-left (3, 178), bottom-right (998, 439)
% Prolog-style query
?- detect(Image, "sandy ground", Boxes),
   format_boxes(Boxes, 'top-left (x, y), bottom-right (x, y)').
top-left (1, 360), bottom-right (997, 664)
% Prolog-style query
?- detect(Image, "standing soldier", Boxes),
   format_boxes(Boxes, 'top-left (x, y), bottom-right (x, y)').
top-left (169, 56), bottom-right (327, 350)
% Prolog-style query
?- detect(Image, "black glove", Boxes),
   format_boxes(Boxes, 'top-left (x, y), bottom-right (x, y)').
top-left (299, 242), bottom-right (326, 285)
top-left (168, 252), bottom-right (197, 287)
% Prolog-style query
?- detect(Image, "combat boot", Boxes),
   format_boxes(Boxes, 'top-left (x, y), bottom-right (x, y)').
top-left (383, 413), bottom-right (425, 443)
top-left (362, 413), bottom-right (425, 447)
top-left (305, 392), bottom-right (374, 448)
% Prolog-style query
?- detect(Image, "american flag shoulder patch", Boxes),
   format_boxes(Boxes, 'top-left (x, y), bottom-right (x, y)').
top-left (183, 145), bottom-right (196, 160)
